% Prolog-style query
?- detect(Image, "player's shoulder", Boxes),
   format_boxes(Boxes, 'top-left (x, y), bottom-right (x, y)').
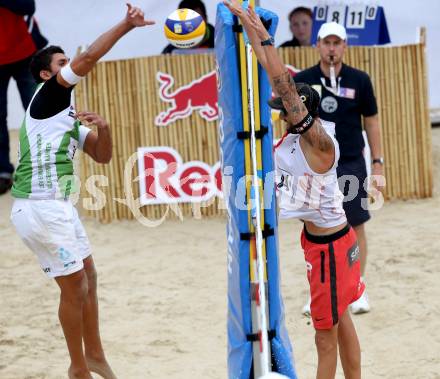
top-left (39, 74), bottom-right (68, 92)
top-left (342, 64), bottom-right (371, 80)
top-left (33, 75), bottom-right (71, 102)
top-left (294, 64), bottom-right (320, 82)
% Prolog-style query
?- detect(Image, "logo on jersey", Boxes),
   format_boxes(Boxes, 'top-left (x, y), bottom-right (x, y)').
top-left (347, 243), bottom-right (360, 267)
top-left (321, 96), bottom-right (338, 113)
top-left (339, 87), bottom-right (356, 99)
top-left (306, 261), bottom-right (313, 281)
top-left (277, 174), bottom-right (286, 189)
top-left (68, 106), bottom-right (76, 119)
top-left (58, 247), bottom-right (77, 268)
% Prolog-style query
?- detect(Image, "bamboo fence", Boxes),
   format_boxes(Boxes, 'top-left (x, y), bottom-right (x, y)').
top-left (76, 44), bottom-right (432, 223)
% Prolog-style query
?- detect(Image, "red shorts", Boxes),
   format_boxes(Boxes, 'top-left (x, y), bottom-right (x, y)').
top-left (301, 224), bottom-right (365, 330)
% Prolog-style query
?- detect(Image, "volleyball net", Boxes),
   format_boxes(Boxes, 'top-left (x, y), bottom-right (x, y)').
top-left (215, 3), bottom-right (298, 378)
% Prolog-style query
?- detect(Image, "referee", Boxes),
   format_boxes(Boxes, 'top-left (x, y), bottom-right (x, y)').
top-left (294, 22), bottom-right (384, 315)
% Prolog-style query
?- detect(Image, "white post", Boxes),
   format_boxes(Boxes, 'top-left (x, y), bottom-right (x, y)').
top-left (246, 43), bottom-right (270, 378)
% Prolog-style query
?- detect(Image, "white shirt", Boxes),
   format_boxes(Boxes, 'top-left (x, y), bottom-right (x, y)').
top-left (274, 120), bottom-right (347, 228)
top-left (12, 85), bottom-right (91, 200)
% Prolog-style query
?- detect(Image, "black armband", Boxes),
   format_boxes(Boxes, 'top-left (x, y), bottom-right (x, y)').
top-left (288, 113), bottom-right (314, 134)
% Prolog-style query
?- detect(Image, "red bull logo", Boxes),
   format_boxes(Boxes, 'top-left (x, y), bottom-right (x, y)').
top-left (137, 146), bottom-right (222, 205)
top-left (154, 64), bottom-right (299, 127)
top-left (155, 71), bottom-right (219, 126)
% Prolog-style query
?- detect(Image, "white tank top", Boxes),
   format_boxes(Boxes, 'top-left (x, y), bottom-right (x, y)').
top-left (274, 120), bottom-right (347, 228)
top-left (12, 85), bottom-right (90, 200)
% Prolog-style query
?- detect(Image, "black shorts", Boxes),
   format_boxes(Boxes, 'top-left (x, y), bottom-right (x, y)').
top-left (337, 155), bottom-right (370, 227)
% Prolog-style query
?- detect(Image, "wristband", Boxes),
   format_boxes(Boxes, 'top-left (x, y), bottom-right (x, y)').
top-left (60, 64), bottom-right (83, 85)
top-left (372, 157), bottom-right (384, 165)
top-left (288, 113), bottom-right (314, 134)
top-left (261, 36), bottom-right (275, 46)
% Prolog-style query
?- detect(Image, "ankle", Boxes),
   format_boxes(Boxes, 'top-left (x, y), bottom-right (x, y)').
top-left (85, 351), bottom-right (106, 362)
top-left (68, 365), bottom-right (92, 379)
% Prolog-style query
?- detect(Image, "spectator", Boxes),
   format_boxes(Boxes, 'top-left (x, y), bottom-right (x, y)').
top-left (294, 22), bottom-right (384, 315)
top-left (162, 0), bottom-right (215, 54)
top-left (279, 6), bottom-right (313, 48)
top-left (0, 0), bottom-right (47, 194)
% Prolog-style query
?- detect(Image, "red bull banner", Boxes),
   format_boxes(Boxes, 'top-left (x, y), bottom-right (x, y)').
top-left (137, 146), bottom-right (222, 205)
top-left (75, 44), bottom-right (432, 223)
top-left (154, 65), bottom-right (299, 127)
top-left (155, 71), bottom-right (219, 126)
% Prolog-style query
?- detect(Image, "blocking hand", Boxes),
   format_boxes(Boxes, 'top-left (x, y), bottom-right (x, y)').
top-left (246, 5), bottom-right (270, 41)
top-left (223, 0), bottom-right (246, 17)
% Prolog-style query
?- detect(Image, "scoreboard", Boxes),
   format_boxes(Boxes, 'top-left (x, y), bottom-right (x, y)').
top-left (311, 4), bottom-right (391, 45)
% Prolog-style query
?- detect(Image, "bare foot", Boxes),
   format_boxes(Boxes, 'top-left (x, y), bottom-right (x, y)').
top-left (68, 365), bottom-right (93, 379)
top-left (86, 356), bottom-right (118, 379)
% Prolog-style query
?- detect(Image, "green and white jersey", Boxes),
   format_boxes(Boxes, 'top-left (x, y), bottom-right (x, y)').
top-left (12, 78), bottom-right (91, 200)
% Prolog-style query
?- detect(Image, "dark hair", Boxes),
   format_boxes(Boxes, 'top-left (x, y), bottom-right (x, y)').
top-left (178, 0), bottom-right (207, 19)
top-left (30, 45), bottom-right (65, 83)
top-left (288, 6), bottom-right (313, 21)
top-left (268, 83), bottom-right (320, 119)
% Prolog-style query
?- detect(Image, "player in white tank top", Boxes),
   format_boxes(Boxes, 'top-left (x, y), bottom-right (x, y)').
top-left (224, 3), bottom-right (364, 379)
top-left (274, 119), bottom-right (346, 228)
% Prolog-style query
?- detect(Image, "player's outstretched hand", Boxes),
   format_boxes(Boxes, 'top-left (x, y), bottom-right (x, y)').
top-left (76, 111), bottom-right (109, 129)
top-left (125, 3), bottom-right (155, 27)
top-left (223, 0), bottom-right (245, 17)
top-left (246, 5), bottom-right (270, 41)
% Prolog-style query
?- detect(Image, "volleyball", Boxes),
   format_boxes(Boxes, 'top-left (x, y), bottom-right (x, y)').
top-left (164, 8), bottom-right (207, 49)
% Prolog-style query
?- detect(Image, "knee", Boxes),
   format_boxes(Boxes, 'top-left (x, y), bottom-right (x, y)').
top-left (347, 351), bottom-right (361, 370)
top-left (85, 265), bottom-right (97, 292)
top-left (315, 331), bottom-right (338, 356)
top-left (73, 275), bottom-right (89, 304)
top-left (61, 272), bottom-right (89, 304)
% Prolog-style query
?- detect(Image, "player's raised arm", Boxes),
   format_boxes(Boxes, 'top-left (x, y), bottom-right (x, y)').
top-left (57, 3), bottom-right (155, 88)
top-left (246, 6), bottom-right (334, 156)
top-left (223, 0), bottom-right (269, 72)
top-left (245, 7), bottom-right (305, 120)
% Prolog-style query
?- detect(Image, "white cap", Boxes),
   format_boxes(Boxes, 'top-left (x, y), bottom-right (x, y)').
top-left (317, 22), bottom-right (347, 40)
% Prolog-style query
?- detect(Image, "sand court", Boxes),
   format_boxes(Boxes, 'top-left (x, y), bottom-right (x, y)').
top-left (1, 129), bottom-right (439, 378)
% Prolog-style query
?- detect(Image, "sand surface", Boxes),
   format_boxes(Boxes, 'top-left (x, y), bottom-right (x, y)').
top-left (1, 129), bottom-right (439, 378)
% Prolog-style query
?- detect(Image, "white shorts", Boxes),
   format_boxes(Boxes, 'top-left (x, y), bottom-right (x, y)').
top-left (11, 199), bottom-right (91, 278)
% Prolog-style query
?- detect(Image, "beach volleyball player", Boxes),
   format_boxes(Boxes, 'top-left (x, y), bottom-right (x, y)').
top-left (10, 4), bottom-right (154, 379)
top-left (224, 1), bottom-right (364, 378)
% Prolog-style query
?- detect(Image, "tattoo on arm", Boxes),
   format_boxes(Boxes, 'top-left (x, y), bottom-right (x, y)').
top-left (272, 71), bottom-right (308, 124)
top-left (301, 119), bottom-right (335, 153)
top-left (271, 71), bottom-right (332, 155)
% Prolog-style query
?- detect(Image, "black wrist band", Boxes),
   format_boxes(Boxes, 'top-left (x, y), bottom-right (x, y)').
top-left (372, 158), bottom-right (384, 165)
top-left (261, 36), bottom-right (274, 46)
top-left (289, 113), bottom-right (314, 134)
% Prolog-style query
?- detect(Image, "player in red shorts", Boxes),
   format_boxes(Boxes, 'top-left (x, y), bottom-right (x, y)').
top-left (224, 1), bottom-right (364, 378)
